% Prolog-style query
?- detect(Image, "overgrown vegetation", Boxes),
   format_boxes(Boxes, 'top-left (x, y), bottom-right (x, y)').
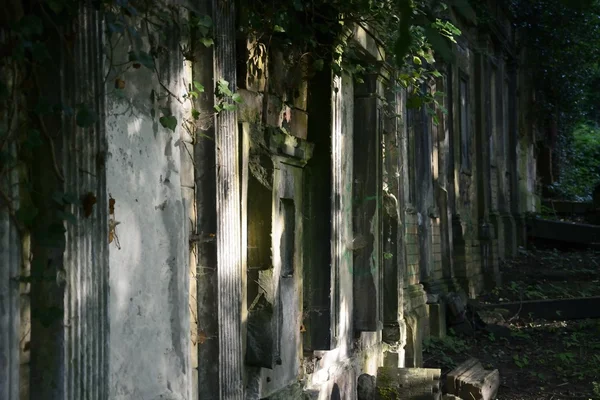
top-left (508, 0), bottom-right (600, 200)
top-left (0, 0), bottom-right (470, 339)
top-left (548, 121), bottom-right (600, 200)
top-left (425, 247), bottom-right (600, 399)
top-left (239, 0), bottom-right (472, 116)
top-left (0, 0), bottom-right (469, 236)
top-left (510, 0), bottom-right (600, 123)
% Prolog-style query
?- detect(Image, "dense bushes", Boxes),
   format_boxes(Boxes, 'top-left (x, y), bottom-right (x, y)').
top-left (548, 121), bottom-right (600, 201)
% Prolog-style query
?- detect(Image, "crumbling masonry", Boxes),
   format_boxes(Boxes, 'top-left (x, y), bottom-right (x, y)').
top-left (0, 1), bottom-right (539, 399)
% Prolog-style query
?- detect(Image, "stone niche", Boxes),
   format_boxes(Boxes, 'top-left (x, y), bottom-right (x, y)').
top-left (245, 127), bottom-right (313, 398)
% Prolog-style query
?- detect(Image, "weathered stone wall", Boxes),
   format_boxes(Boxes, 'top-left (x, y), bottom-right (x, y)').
top-left (431, 219), bottom-right (443, 283)
top-left (0, 1), bottom-right (541, 398)
top-left (103, 19), bottom-right (192, 400)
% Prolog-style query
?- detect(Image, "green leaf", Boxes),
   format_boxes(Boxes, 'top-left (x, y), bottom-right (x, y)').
top-left (274, 25), bottom-right (285, 33)
top-left (192, 109), bottom-right (200, 120)
top-left (76, 104), bottom-right (98, 128)
top-left (222, 103), bottom-right (236, 111)
top-left (217, 79), bottom-right (233, 97)
top-left (159, 115), bottom-right (177, 132)
top-left (424, 25), bottom-right (453, 62)
top-left (197, 15), bottom-right (213, 28)
top-left (232, 93), bottom-right (243, 103)
top-left (193, 81), bottom-right (205, 93)
top-left (200, 37), bottom-right (214, 47)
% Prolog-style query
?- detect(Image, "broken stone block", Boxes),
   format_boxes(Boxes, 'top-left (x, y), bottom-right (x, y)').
top-left (477, 310), bottom-right (505, 325)
top-left (446, 358), bottom-right (500, 400)
top-left (428, 303), bottom-right (447, 339)
top-left (245, 293), bottom-right (274, 368)
top-left (377, 367), bottom-right (441, 400)
top-left (445, 293), bottom-right (466, 323)
top-left (237, 89), bottom-right (264, 123)
top-left (448, 320), bottom-right (473, 336)
top-left (357, 373), bottom-right (376, 400)
top-left (427, 293), bottom-right (440, 304)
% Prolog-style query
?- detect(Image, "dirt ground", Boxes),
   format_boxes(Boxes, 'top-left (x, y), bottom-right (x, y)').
top-left (423, 248), bottom-right (600, 400)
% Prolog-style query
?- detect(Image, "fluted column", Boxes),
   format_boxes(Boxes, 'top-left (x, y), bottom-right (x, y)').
top-left (213, 0), bottom-right (244, 398)
top-left (62, 6), bottom-right (108, 399)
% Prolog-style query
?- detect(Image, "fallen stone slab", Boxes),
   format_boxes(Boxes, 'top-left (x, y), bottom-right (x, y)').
top-left (358, 374), bottom-right (376, 400)
top-left (446, 358), bottom-right (499, 400)
top-left (541, 200), bottom-right (593, 215)
top-left (527, 218), bottom-right (600, 245)
top-left (482, 296), bottom-right (600, 320)
top-left (377, 367), bottom-right (441, 400)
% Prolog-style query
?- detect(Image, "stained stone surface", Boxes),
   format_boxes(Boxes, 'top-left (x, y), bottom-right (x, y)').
top-left (376, 367), bottom-right (441, 400)
top-left (446, 358), bottom-right (500, 400)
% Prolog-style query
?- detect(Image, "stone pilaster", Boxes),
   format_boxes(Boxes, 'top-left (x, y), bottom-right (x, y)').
top-left (331, 74), bottom-right (354, 354)
top-left (213, 0), bottom-right (244, 397)
top-left (0, 152), bottom-right (21, 400)
top-left (62, 7), bottom-right (109, 399)
top-left (353, 73), bottom-right (382, 332)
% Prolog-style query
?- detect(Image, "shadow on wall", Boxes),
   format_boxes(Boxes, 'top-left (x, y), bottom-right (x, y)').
top-left (106, 85), bottom-right (191, 399)
top-left (331, 383), bottom-right (341, 400)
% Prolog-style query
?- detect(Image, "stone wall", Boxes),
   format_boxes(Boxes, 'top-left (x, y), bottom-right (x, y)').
top-left (104, 27), bottom-right (192, 399)
top-left (0, 1), bottom-right (541, 399)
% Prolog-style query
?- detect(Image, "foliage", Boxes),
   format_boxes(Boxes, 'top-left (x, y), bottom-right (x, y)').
top-left (240, 0), bottom-right (472, 109)
top-left (548, 121), bottom-right (600, 200)
top-left (508, 0), bottom-right (600, 197)
top-left (1, 0), bottom-right (473, 246)
top-left (423, 333), bottom-right (469, 368)
top-left (0, 0), bottom-right (221, 238)
top-left (0, 0), bottom-right (229, 333)
top-left (509, 0), bottom-right (600, 123)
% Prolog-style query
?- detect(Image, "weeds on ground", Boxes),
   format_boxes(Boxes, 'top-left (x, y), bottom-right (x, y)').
top-left (423, 333), bottom-right (470, 369)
